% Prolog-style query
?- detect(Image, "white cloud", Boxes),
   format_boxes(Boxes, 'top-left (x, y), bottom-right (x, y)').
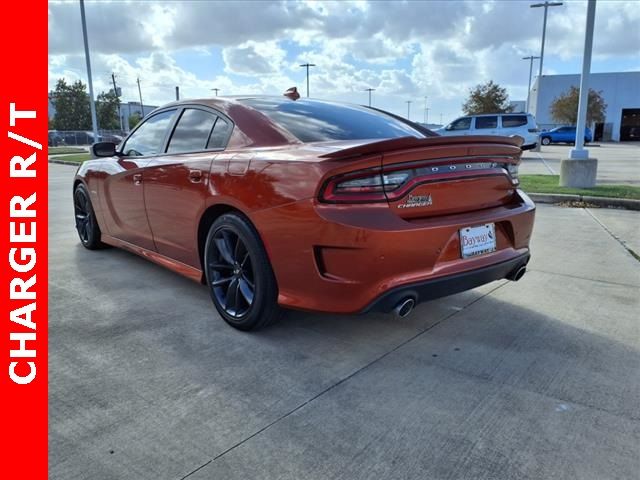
top-left (48, 0), bottom-right (640, 122)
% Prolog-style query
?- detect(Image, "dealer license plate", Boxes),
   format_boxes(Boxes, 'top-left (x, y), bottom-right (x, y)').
top-left (460, 223), bottom-right (496, 258)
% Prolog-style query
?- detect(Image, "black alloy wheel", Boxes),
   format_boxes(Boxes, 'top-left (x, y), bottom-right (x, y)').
top-left (204, 213), bottom-right (280, 330)
top-left (74, 184), bottom-right (104, 249)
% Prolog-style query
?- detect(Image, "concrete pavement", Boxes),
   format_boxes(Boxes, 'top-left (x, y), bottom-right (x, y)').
top-left (49, 163), bottom-right (640, 479)
top-left (521, 142), bottom-right (640, 186)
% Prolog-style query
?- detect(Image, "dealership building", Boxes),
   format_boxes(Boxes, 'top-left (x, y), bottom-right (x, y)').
top-left (528, 71), bottom-right (640, 141)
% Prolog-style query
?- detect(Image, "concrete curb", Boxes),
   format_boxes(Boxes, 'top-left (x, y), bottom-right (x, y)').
top-left (529, 192), bottom-right (640, 211)
top-left (49, 159), bottom-right (81, 166)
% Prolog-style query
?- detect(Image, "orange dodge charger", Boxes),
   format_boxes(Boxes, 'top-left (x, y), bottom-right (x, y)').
top-left (74, 96), bottom-right (535, 330)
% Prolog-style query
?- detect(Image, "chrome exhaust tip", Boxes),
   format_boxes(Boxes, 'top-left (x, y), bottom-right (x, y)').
top-left (393, 298), bottom-right (415, 319)
top-left (507, 265), bottom-right (527, 282)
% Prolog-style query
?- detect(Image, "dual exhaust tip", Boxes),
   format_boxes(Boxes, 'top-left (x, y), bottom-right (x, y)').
top-left (392, 264), bottom-right (527, 319)
top-left (393, 297), bottom-right (415, 319)
top-left (507, 265), bottom-right (527, 282)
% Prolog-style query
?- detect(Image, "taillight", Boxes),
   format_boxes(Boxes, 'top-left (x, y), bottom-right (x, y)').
top-left (321, 170), bottom-right (410, 203)
top-left (501, 162), bottom-right (519, 185)
top-left (320, 159), bottom-right (519, 203)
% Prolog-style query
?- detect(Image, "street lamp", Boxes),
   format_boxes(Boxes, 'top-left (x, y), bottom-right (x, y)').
top-left (406, 100), bottom-right (412, 120)
top-left (365, 88), bottom-right (375, 107)
top-left (79, 0), bottom-right (98, 140)
top-left (530, 2), bottom-right (563, 78)
top-left (211, 88), bottom-right (220, 96)
top-left (423, 96), bottom-right (428, 123)
top-left (561, 0), bottom-right (598, 189)
top-left (522, 55), bottom-right (540, 112)
top-left (299, 63), bottom-right (316, 97)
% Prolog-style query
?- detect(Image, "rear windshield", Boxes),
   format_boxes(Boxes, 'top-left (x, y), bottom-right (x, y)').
top-left (239, 98), bottom-right (425, 143)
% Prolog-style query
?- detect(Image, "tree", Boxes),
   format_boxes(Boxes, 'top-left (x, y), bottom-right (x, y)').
top-left (96, 90), bottom-right (121, 130)
top-left (462, 80), bottom-right (512, 115)
top-left (51, 78), bottom-right (92, 130)
top-left (128, 112), bottom-right (142, 130)
top-left (549, 86), bottom-right (607, 125)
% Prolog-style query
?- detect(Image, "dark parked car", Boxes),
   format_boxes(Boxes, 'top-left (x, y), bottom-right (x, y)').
top-left (540, 126), bottom-right (593, 145)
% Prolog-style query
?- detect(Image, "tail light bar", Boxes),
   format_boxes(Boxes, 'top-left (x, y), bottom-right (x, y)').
top-left (319, 159), bottom-right (519, 203)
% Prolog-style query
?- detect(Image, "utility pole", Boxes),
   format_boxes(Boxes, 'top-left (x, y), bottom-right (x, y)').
top-left (211, 88), bottom-right (220, 97)
top-left (111, 72), bottom-right (123, 130)
top-left (365, 88), bottom-right (375, 107)
top-left (531, 1), bottom-right (563, 78)
top-left (79, 0), bottom-right (98, 141)
top-left (299, 63), bottom-right (316, 97)
top-left (406, 100), bottom-right (412, 120)
top-left (175, 86), bottom-right (180, 101)
top-left (522, 55), bottom-right (540, 112)
top-left (136, 77), bottom-right (144, 118)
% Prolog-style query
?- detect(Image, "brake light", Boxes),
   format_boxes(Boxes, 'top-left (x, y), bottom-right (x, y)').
top-left (321, 170), bottom-right (410, 203)
top-left (319, 159), bottom-right (519, 203)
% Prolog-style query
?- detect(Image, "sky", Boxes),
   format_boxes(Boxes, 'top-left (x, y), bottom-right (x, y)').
top-left (48, 0), bottom-right (639, 125)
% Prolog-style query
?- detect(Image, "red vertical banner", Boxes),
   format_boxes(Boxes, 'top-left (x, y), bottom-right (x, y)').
top-left (1, 0), bottom-right (48, 477)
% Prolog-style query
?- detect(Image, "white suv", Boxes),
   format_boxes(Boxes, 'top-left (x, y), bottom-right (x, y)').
top-left (436, 113), bottom-right (540, 150)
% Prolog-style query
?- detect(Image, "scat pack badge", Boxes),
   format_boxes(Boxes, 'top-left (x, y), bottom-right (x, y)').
top-left (397, 194), bottom-right (433, 208)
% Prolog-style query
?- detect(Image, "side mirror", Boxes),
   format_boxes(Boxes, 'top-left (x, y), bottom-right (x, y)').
top-left (91, 142), bottom-right (117, 158)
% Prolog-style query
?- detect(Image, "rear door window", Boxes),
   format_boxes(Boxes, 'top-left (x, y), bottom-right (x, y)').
top-left (207, 117), bottom-right (232, 149)
top-left (475, 116), bottom-right (498, 129)
top-left (167, 108), bottom-right (218, 153)
top-left (502, 115), bottom-right (528, 128)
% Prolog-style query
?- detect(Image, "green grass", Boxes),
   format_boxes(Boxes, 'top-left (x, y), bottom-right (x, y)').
top-left (520, 175), bottom-right (640, 200)
top-left (49, 147), bottom-right (87, 154)
top-left (50, 153), bottom-right (92, 163)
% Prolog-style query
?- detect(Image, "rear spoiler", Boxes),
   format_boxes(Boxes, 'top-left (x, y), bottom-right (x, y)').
top-left (319, 135), bottom-right (523, 159)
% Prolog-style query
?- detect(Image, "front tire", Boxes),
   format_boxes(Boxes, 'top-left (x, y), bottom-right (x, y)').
top-left (204, 213), bottom-right (280, 331)
top-left (74, 183), bottom-right (105, 250)
top-left (541, 136), bottom-right (551, 146)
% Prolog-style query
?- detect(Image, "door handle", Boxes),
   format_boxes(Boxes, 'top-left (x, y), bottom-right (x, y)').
top-left (133, 174), bottom-right (142, 185)
top-left (188, 169), bottom-right (203, 183)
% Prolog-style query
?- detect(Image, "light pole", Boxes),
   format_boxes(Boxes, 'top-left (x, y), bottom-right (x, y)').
top-left (365, 88), bottom-right (375, 107)
top-left (530, 2), bottom-right (563, 78)
top-left (79, 0), bottom-right (98, 141)
top-left (423, 96), bottom-right (428, 123)
top-left (560, 0), bottom-right (597, 187)
top-left (211, 88), bottom-right (220, 97)
top-left (425, 108), bottom-right (431, 124)
top-left (299, 63), bottom-right (316, 97)
top-left (522, 55), bottom-right (540, 112)
top-left (405, 101), bottom-right (412, 120)
top-left (136, 77), bottom-right (144, 118)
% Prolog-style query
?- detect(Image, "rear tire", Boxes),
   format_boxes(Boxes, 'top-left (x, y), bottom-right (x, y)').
top-left (204, 213), bottom-right (280, 331)
top-left (74, 183), bottom-right (106, 250)
top-left (541, 136), bottom-right (551, 146)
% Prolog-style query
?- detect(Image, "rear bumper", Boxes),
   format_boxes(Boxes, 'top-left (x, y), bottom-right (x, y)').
top-left (362, 252), bottom-right (530, 313)
top-left (252, 190), bottom-right (536, 314)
